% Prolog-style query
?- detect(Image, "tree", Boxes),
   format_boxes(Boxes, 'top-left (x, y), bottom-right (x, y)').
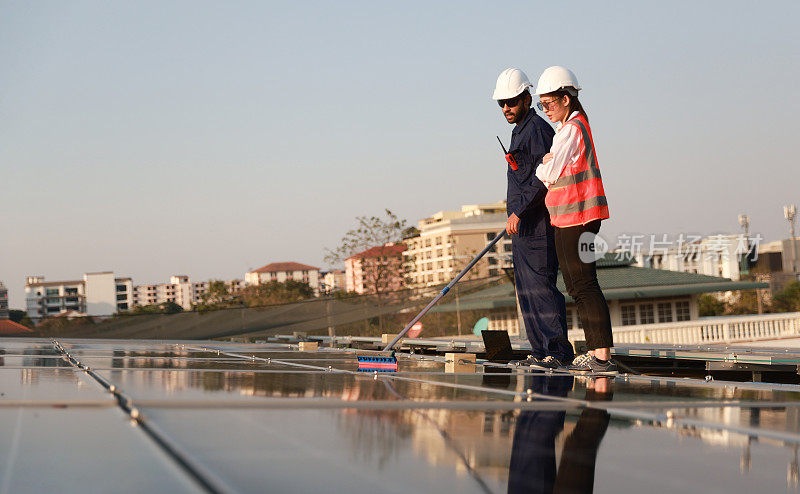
top-left (325, 209), bottom-right (411, 296)
top-left (401, 226), bottom-right (420, 239)
top-left (725, 290), bottom-right (762, 315)
top-left (194, 280), bottom-right (240, 313)
top-left (698, 294), bottom-right (725, 317)
top-left (123, 302), bottom-right (184, 315)
top-left (772, 281), bottom-right (800, 313)
top-left (36, 315), bottom-right (96, 336)
top-left (238, 280), bottom-right (315, 307)
top-left (8, 309), bottom-right (34, 328)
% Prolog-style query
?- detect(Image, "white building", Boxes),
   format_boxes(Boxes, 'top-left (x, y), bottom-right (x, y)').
top-left (634, 234), bottom-right (751, 281)
top-left (25, 272), bottom-right (133, 321)
top-left (245, 262), bottom-right (320, 291)
top-left (133, 275), bottom-right (207, 310)
top-left (404, 202), bottom-right (513, 287)
top-left (132, 276), bottom-right (245, 310)
top-left (321, 270), bottom-right (346, 293)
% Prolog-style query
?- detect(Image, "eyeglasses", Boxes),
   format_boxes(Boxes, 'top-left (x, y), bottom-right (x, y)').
top-left (498, 94), bottom-right (524, 108)
top-left (537, 97), bottom-right (563, 111)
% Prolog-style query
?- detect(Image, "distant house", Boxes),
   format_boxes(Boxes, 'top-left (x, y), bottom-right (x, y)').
top-left (0, 319), bottom-right (33, 335)
top-left (431, 254), bottom-right (767, 337)
top-left (321, 270), bottom-right (346, 294)
top-left (245, 262), bottom-right (321, 292)
top-left (345, 243), bottom-right (407, 294)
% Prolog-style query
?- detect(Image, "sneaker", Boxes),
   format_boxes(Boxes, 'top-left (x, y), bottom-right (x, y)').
top-left (539, 355), bottom-right (564, 369)
top-left (513, 355), bottom-right (545, 367)
top-left (571, 353), bottom-right (592, 367)
top-left (568, 356), bottom-right (618, 374)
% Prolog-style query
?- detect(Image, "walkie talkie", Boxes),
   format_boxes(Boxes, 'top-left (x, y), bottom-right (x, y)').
top-left (496, 136), bottom-right (518, 170)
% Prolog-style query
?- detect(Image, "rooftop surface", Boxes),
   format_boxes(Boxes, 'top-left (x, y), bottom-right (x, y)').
top-left (3, 337), bottom-right (800, 493)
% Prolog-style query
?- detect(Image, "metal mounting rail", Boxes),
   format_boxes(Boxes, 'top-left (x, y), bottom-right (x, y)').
top-left (52, 340), bottom-right (234, 494)
top-left (183, 342), bottom-right (800, 446)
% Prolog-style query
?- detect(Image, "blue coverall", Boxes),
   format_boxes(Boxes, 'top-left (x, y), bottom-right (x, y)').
top-left (506, 107), bottom-right (574, 363)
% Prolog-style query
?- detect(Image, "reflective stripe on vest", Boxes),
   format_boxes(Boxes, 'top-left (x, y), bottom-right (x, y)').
top-left (547, 195), bottom-right (608, 216)
top-left (545, 115), bottom-right (610, 227)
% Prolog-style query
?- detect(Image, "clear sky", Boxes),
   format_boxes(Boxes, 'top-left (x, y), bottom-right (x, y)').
top-left (1, 0), bottom-right (799, 308)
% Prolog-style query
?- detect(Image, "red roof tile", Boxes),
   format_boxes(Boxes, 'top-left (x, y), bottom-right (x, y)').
top-left (347, 244), bottom-right (407, 260)
top-left (0, 319), bottom-right (33, 335)
top-left (251, 262), bottom-right (320, 274)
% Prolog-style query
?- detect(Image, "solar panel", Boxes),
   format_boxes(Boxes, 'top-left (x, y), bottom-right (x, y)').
top-left (2, 337), bottom-right (800, 493)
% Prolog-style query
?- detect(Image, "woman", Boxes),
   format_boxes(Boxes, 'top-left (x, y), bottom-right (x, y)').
top-left (533, 66), bottom-right (615, 373)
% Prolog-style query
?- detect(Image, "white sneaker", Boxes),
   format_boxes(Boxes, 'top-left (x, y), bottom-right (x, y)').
top-left (571, 353), bottom-right (591, 367)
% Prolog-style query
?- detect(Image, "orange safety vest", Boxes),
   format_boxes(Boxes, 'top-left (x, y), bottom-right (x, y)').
top-left (545, 114), bottom-right (610, 228)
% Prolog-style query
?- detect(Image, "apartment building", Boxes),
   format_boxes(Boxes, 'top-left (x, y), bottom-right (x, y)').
top-left (133, 275), bottom-right (206, 310)
top-left (404, 202), bottom-right (513, 287)
top-left (635, 234), bottom-right (753, 281)
top-left (25, 272), bottom-right (133, 320)
top-left (132, 276), bottom-right (245, 310)
top-left (345, 244), bottom-right (407, 294)
top-left (245, 262), bottom-right (320, 291)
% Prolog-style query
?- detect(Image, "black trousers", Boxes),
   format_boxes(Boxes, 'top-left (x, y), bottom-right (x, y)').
top-left (554, 407), bottom-right (611, 493)
top-left (554, 220), bottom-right (613, 350)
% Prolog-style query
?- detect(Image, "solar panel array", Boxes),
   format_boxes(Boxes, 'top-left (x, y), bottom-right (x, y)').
top-left (2, 337), bottom-right (800, 493)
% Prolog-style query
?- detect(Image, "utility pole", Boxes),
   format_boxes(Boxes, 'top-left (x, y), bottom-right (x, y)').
top-left (454, 285), bottom-right (462, 336)
top-left (741, 213), bottom-right (761, 313)
top-left (785, 205), bottom-right (797, 274)
top-left (326, 297), bottom-right (335, 343)
top-left (738, 213), bottom-right (751, 276)
top-left (738, 214), bottom-right (750, 240)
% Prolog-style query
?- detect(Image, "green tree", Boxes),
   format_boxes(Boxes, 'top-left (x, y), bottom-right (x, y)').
top-left (772, 281), bottom-right (800, 313)
top-left (725, 290), bottom-right (762, 315)
top-left (36, 316), bottom-right (96, 336)
top-left (239, 280), bottom-right (315, 307)
top-left (123, 302), bottom-right (184, 315)
top-left (401, 226), bottom-right (420, 239)
top-left (8, 309), bottom-right (34, 328)
top-left (194, 280), bottom-right (240, 313)
top-left (698, 294), bottom-right (726, 317)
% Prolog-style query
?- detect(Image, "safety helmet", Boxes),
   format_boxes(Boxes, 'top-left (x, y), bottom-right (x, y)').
top-left (533, 66), bottom-right (581, 96)
top-left (492, 68), bottom-right (532, 100)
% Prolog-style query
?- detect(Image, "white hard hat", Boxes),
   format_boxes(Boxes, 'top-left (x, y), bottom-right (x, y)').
top-left (533, 66), bottom-right (582, 96)
top-left (492, 68), bottom-right (532, 100)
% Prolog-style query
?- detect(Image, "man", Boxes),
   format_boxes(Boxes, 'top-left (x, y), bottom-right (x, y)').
top-left (493, 68), bottom-right (573, 368)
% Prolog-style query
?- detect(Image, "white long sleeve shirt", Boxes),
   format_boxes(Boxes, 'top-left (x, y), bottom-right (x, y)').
top-left (535, 111), bottom-right (582, 188)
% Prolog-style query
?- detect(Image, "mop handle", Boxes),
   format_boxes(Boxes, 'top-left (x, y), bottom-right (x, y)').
top-left (383, 228), bottom-right (508, 351)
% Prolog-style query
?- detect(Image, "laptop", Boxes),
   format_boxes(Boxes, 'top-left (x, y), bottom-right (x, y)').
top-left (481, 330), bottom-right (515, 362)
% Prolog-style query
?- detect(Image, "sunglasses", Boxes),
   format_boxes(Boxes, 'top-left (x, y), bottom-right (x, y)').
top-left (536, 96), bottom-right (564, 111)
top-left (497, 94), bottom-right (524, 108)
